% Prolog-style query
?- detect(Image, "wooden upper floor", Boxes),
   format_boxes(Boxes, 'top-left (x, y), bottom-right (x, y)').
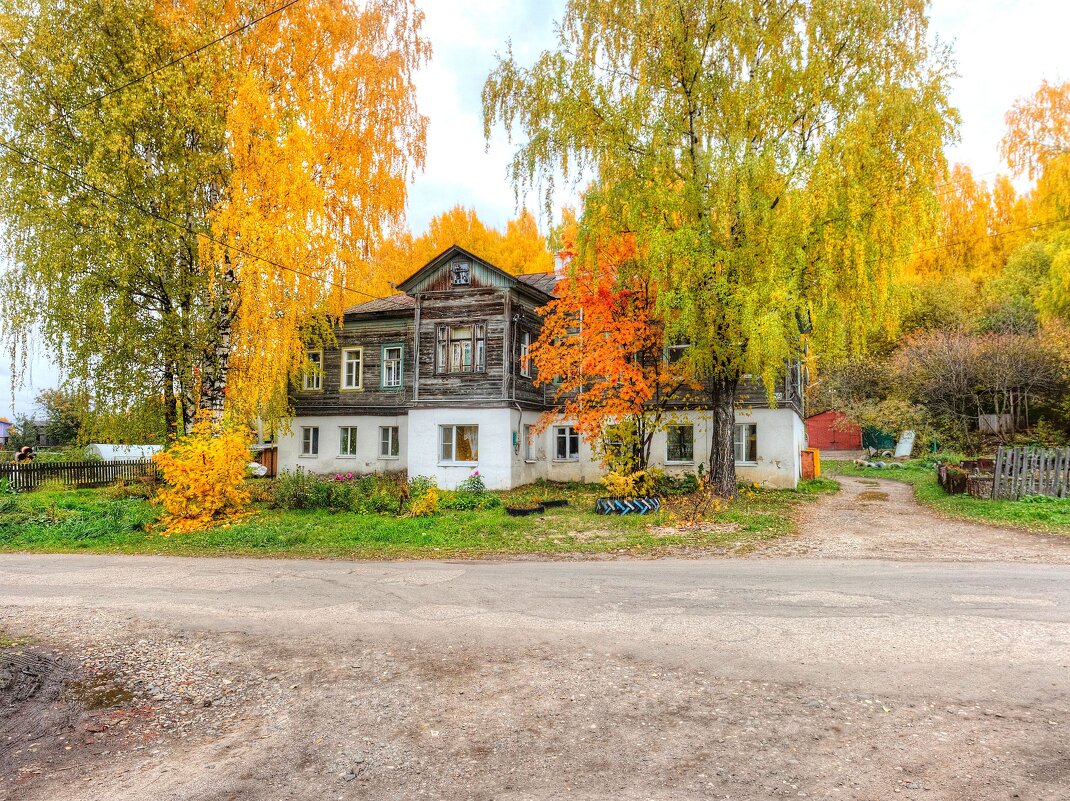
top-left (291, 245), bottom-right (804, 416)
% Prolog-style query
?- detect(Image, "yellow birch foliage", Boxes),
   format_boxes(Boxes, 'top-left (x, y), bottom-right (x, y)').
top-left (169, 0), bottom-right (431, 423)
top-left (374, 205), bottom-right (553, 285)
top-left (153, 412), bottom-right (252, 535)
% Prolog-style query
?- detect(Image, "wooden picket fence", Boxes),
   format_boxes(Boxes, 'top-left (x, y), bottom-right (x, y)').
top-left (0, 459), bottom-right (158, 492)
top-left (992, 447), bottom-right (1070, 500)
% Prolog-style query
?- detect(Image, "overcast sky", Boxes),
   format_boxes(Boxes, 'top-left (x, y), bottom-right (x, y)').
top-left (4, 0), bottom-right (1068, 417)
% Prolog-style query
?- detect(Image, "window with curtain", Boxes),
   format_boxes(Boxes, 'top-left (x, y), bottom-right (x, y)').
top-left (440, 425), bottom-right (478, 463)
top-left (734, 424), bottom-right (758, 463)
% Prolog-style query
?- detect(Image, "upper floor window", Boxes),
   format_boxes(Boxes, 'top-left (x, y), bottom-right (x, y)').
top-left (734, 423), bottom-right (757, 464)
top-left (519, 331), bottom-right (532, 378)
top-left (302, 350), bottom-right (323, 391)
top-left (665, 341), bottom-right (691, 364)
top-left (436, 324), bottom-right (485, 373)
top-left (341, 348), bottom-right (363, 390)
top-left (451, 261), bottom-right (471, 286)
top-left (666, 424), bottom-right (694, 463)
top-left (382, 345), bottom-right (403, 389)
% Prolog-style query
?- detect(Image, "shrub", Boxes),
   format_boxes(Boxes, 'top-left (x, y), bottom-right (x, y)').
top-left (152, 413), bottom-right (251, 535)
top-left (457, 470), bottom-right (487, 495)
top-left (272, 470), bottom-right (406, 514)
top-left (439, 491), bottom-right (502, 511)
top-left (603, 469), bottom-right (660, 497)
top-left (406, 485), bottom-right (439, 517)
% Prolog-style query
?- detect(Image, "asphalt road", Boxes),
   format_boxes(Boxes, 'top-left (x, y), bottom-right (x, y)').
top-left (2, 554), bottom-right (1069, 800)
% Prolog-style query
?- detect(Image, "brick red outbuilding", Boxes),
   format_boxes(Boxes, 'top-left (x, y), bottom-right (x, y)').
top-left (805, 410), bottom-right (862, 451)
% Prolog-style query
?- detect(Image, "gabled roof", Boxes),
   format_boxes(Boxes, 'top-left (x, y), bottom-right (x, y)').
top-left (517, 272), bottom-right (560, 296)
top-left (395, 245), bottom-right (508, 293)
top-left (344, 294), bottom-right (416, 316)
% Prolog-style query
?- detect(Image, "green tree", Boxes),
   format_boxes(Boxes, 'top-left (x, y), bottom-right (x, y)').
top-left (484, 0), bottom-right (955, 494)
top-left (35, 387), bottom-right (85, 446)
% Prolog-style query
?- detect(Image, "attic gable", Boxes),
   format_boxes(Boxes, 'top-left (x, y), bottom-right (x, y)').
top-left (396, 245), bottom-right (518, 294)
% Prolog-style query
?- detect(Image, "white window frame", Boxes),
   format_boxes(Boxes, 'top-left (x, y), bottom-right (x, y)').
top-left (379, 426), bottom-right (400, 459)
top-left (300, 426), bottom-right (319, 457)
top-left (554, 425), bottom-right (580, 461)
top-left (340, 347), bottom-right (364, 390)
top-left (338, 426), bottom-right (358, 458)
top-left (381, 344), bottom-right (403, 389)
top-left (439, 424), bottom-right (479, 465)
top-left (666, 424), bottom-right (695, 464)
top-left (734, 423), bottom-right (758, 465)
top-left (302, 350), bottom-right (323, 391)
top-left (665, 342), bottom-right (691, 364)
top-left (520, 331), bottom-right (532, 378)
top-left (523, 423), bottom-right (535, 461)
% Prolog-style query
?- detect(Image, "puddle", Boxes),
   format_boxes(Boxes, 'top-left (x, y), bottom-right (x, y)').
top-left (857, 490), bottom-right (889, 502)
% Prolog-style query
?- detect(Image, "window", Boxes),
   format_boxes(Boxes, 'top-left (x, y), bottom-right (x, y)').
top-left (302, 351), bottom-right (323, 391)
top-left (338, 426), bottom-right (358, 457)
top-left (300, 426), bottom-right (319, 456)
top-left (440, 425), bottom-right (478, 463)
top-left (554, 426), bottom-right (580, 461)
top-left (382, 345), bottom-right (403, 389)
top-left (436, 324), bottom-right (486, 373)
top-left (379, 426), bottom-right (400, 458)
top-left (734, 423), bottom-right (758, 464)
top-left (341, 348), bottom-right (363, 390)
top-left (520, 331), bottom-right (532, 378)
top-left (665, 341), bottom-right (691, 364)
top-left (451, 261), bottom-right (471, 285)
top-left (666, 425), bottom-right (694, 463)
top-left (523, 424), bottom-right (535, 460)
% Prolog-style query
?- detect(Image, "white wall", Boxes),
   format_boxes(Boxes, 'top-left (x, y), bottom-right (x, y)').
top-left (278, 414), bottom-right (407, 476)
top-left (280, 406), bottom-right (804, 490)
top-left (407, 407), bottom-right (515, 490)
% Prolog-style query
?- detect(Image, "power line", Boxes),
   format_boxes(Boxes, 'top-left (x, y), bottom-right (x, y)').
top-left (66, 0), bottom-right (304, 115)
top-left (0, 135), bottom-right (411, 311)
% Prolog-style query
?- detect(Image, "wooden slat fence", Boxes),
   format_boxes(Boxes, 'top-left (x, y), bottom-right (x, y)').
top-left (991, 447), bottom-right (1070, 500)
top-left (0, 459), bottom-right (158, 492)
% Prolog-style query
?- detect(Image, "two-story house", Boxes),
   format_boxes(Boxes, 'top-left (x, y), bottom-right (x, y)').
top-left (278, 246), bottom-right (807, 489)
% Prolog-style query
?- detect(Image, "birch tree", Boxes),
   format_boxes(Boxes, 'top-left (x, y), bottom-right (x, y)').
top-left (484, 0), bottom-right (954, 494)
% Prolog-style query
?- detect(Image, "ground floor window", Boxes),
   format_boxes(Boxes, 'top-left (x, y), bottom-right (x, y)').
top-left (301, 426), bottom-right (319, 456)
top-left (338, 426), bottom-right (358, 457)
top-left (734, 423), bottom-right (757, 464)
top-left (440, 425), bottom-right (478, 463)
top-left (380, 426), bottom-right (400, 458)
top-left (666, 424), bottom-right (694, 463)
top-left (554, 426), bottom-right (580, 461)
top-left (523, 424), bottom-right (535, 460)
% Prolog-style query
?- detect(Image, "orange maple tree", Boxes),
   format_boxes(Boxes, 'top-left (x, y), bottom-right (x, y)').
top-left (529, 230), bottom-right (696, 472)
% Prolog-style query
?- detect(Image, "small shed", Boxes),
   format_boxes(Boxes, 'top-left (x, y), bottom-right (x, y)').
top-left (84, 444), bottom-right (162, 462)
top-left (805, 411), bottom-right (862, 451)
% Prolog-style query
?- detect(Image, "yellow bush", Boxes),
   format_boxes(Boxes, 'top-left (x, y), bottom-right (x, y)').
top-left (603, 469), bottom-right (659, 497)
top-left (152, 412), bottom-right (252, 535)
top-left (406, 486), bottom-right (439, 517)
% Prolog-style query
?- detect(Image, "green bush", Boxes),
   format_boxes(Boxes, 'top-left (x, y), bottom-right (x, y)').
top-left (439, 491), bottom-right (502, 511)
top-left (271, 469), bottom-right (406, 514)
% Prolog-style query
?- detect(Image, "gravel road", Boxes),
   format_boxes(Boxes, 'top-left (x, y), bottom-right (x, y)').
top-left (2, 479), bottom-right (1069, 800)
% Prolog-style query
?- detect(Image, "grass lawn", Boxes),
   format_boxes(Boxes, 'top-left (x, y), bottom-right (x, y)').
top-left (825, 460), bottom-right (1070, 536)
top-left (0, 478), bottom-right (838, 560)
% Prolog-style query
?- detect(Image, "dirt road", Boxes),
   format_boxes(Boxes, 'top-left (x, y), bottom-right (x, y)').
top-left (3, 480), bottom-right (1070, 800)
top-left (762, 474), bottom-right (1070, 562)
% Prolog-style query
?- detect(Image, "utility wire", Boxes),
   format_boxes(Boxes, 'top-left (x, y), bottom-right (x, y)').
top-left (66, 0), bottom-right (304, 114)
top-left (0, 135), bottom-right (412, 310)
top-left (0, 0), bottom-right (411, 311)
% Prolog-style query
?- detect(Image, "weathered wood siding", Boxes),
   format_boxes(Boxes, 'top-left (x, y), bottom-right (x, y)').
top-left (415, 288), bottom-right (509, 405)
top-left (291, 316), bottom-right (413, 416)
